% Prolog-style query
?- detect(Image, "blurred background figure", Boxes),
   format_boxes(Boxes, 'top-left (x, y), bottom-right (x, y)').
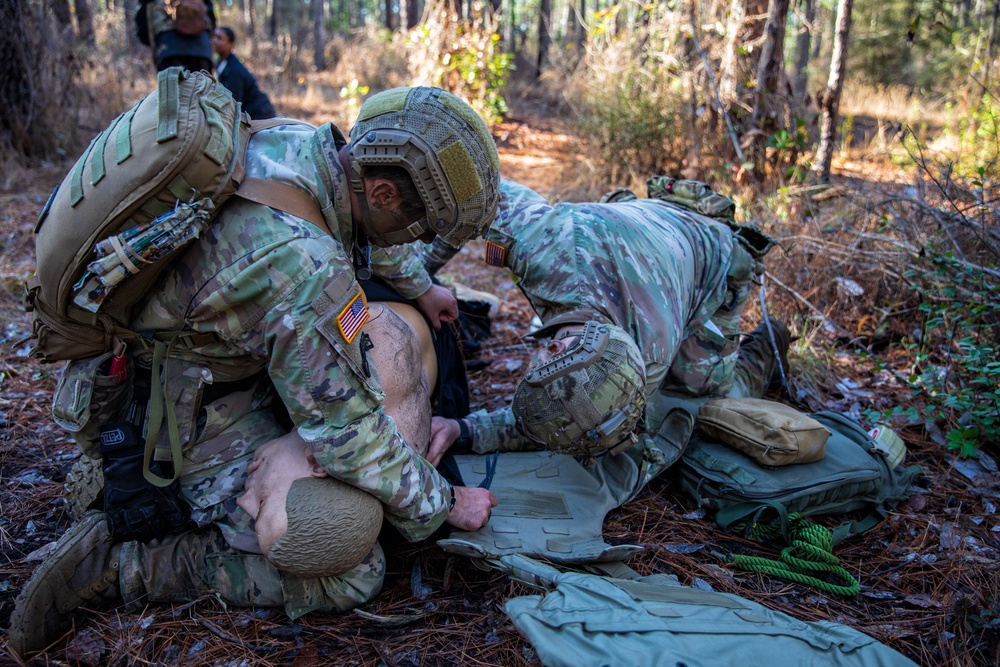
top-left (136, 0), bottom-right (216, 73)
top-left (213, 26), bottom-right (277, 120)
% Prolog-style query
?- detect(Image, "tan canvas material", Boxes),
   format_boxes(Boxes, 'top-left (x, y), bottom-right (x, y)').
top-left (694, 398), bottom-right (829, 467)
top-left (25, 67), bottom-right (251, 363)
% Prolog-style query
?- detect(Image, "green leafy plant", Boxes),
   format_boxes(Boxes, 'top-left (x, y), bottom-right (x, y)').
top-left (888, 251), bottom-right (1000, 457)
top-left (339, 79), bottom-right (370, 116)
top-left (767, 117), bottom-right (810, 183)
top-left (405, 3), bottom-right (511, 126)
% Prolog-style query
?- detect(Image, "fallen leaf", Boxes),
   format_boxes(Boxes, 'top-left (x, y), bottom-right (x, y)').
top-left (904, 593), bottom-right (942, 608)
top-left (939, 521), bottom-right (961, 550)
top-left (64, 629), bottom-right (103, 667)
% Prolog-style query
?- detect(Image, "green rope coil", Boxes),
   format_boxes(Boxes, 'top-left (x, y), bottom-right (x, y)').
top-left (731, 513), bottom-right (861, 596)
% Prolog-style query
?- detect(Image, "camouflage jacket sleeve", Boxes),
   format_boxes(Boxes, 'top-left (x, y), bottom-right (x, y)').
top-left (369, 245), bottom-right (433, 299)
top-left (416, 236), bottom-right (461, 276)
top-left (466, 407), bottom-right (543, 454)
top-left (227, 216), bottom-right (449, 540)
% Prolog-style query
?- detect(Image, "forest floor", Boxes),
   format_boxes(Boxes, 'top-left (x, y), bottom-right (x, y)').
top-left (0, 91), bottom-right (999, 667)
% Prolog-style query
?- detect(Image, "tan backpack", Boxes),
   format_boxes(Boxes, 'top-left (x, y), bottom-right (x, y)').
top-left (29, 67), bottom-right (329, 489)
top-left (25, 66), bottom-right (328, 364)
top-left (164, 0), bottom-right (210, 36)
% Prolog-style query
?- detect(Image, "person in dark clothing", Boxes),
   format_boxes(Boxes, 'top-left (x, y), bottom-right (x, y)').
top-left (212, 26), bottom-right (277, 120)
top-left (136, 0), bottom-right (216, 73)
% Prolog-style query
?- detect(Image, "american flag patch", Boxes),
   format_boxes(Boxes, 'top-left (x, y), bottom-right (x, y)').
top-left (337, 291), bottom-right (369, 343)
top-left (485, 240), bottom-right (507, 267)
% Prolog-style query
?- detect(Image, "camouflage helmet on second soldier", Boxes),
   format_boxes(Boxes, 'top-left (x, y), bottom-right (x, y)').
top-left (512, 319), bottom-right (647, 457)
top-left (349, 87), bottom-right (501, 247)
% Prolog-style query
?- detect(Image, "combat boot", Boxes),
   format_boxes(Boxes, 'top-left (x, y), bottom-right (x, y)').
top-left (7, 510), bottom-right (122, 659)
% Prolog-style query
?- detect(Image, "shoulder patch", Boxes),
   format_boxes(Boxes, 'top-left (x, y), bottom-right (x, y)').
top-left (485, 240), bottom-right (507, 267)
top-left (337, 291), bottom-right (370, 343)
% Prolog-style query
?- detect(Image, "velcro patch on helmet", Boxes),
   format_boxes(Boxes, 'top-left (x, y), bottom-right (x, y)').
top-left (440, 95), bottom-right (499, 169)
top-left (438, 141), bottom-right (482, 203)
top-left (355, 88), bottom-right (409, 122)
top-left (485, 240), bottom-right (507, 267)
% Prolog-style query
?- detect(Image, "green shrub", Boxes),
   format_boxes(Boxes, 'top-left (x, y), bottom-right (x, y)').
top-left (883, 251), bottom-right (1000, 457)
top-left (404, 6), bottom-right (511, 126)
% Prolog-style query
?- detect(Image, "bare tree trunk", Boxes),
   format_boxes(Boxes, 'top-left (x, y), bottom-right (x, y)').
top-left (452, 0), bottom-right (463, 19)
top-left (124, 0), bottom-right (142, 49)
top-left (246, 0), bottom-right (259, 38)
top-left (718, 0), bottom-right (745, 106)
top-left (811, 1), bottom-right (823, 59)
top-left (750, 0), bottom-right (791, 137)
top-left (791, 0), bottom-right (814, 104)
top-left (813, 0), bottom-right (853, 183)
top-left (269, 0), bottom-right (278, 38)
top-left (384, 0), bottom-right (396, 29)
top-left (982, 0), bottom-right (1000, 93)
top-left (487, 0), bottom-right (501, 23)
top-left (745, 0), bottom-right (769, 75)
top-left (0, 0), bottom-right (35, 156)
top-left (572, 0), bottom-right (587, 60)
top-left (52, 0), bottom-right (72, 29)
top-left (75, 0), bottom-right (95, 44)
top-left (313, 0), bottom-right (326, 70)
top-left (536, 0), bottom-right (551, 79)
top-left (506, 0), bottom-right (516, 51)
top-left (406, 0), bottom-right (422, 28)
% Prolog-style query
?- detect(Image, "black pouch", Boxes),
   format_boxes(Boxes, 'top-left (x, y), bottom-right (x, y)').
top-left (100, 372), bottom-right (192, 542)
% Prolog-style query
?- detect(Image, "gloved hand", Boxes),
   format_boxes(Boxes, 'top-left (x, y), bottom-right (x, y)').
top-left (100, 422), bottom-right (191, 542)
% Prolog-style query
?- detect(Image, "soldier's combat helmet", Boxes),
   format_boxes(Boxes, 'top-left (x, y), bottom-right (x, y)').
top-left (512, 320), bottom-right (647, 458)
top-left (349, 86), bottom-right (501, 247)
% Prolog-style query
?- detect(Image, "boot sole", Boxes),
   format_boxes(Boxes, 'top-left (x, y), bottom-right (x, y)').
top-left (7, 510), bottom-right (110, 659)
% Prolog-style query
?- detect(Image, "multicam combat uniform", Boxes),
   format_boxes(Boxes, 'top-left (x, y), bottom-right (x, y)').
top-left (118, 122), bottom-right (453, 617)
top-left (443, 179), bottom-right (778, 492)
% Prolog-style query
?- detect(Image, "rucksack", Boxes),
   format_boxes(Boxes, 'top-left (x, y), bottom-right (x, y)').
top-left (25, 66), bottom-right (328, 364)
top-left (675, 411), bottom-right (923, 546)
top-left (164, 0), bottom-right (209, 36)
top-left (30, 67), bottom-right (331, 496)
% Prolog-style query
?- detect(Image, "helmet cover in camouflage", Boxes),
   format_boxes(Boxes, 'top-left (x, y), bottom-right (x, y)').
top-left (512, 321), bottom-right (647, 457)
top-left (349, 87), bottom-right (501, 247)
top-left (267, 477), bottom-right (383, 578)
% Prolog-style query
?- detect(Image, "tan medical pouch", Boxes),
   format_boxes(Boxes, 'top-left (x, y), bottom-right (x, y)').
top-left (695, 398), bottom-right (828, 467)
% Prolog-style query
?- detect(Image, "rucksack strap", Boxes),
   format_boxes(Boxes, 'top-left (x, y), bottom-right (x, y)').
top-left (143, 335), bottom-right (184, 487)
top-left (230, 117), bottom-right (335, 235)
top-left (234, 177), bottom-right (329, 234)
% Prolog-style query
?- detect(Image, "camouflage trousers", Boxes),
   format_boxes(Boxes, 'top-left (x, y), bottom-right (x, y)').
top-left (118, 525), bottom-right (385, 619)
top-left (662, 242), bottom-right (758, 398)
top-left (619, 242), bottom-right (782, 498)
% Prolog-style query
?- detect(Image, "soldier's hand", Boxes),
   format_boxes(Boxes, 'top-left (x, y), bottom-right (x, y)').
top-left (415, 284), bottom-right (458, 329)
top-left (447, 485), bottom-right (498, 531)
top-left (427, 417), bottom-right (460, 466)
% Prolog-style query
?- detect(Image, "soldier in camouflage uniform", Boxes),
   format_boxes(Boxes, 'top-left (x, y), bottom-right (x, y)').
top-left (425, 177), bottom-right (789, 497)
top-left (8, 87), bottom-right (500, 659)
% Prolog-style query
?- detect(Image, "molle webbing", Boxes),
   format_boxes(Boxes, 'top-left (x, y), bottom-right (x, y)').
top-left (115, 103), bottom-right (139, 164)
top-left (70, 135), bottom-right (100, 206)
top-left (157, 71), bottom-right (181, 142)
